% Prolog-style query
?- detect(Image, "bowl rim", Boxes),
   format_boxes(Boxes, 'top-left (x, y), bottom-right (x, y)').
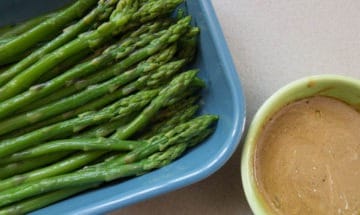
top-left (241, 74), bottom-right (360, 215)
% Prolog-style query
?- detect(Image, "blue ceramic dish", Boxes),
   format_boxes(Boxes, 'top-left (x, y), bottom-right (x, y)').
top-left (0, 0), bottom-right (246, 214)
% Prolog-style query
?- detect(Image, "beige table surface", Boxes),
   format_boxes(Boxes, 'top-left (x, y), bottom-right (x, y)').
top-left (112, 0), bottom-right (360, 214)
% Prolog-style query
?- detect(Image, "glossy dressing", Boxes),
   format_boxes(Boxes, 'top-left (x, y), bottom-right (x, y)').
top-left (255, 96), bottom-right (360, 215)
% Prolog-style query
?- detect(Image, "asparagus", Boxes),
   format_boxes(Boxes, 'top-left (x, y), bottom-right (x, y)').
top-left (0, 138), bottom-right (145, 164)
top-left (0, 37), bottom-right (14, 46)
top-left (109, 115), bottom-right (218, 166)
top-left (0, 90), bottom-right (157, 190)
top-left (0, 152), bottom-right (69, 180)
top-left (0, 142), bottom-right (189, 208)
top-left (0, 151), bottom-right (105, 193)
top-left (0, 62), bottom-right (160, 135)
top-left (0, 22), bottom-right (171, 119)
top-left (0, 9), bottom-right (61, 39)
top-left (0, 131), bottom-right (217, 213)
top-left (139, 103), bottom-right (200, 140)
top-left (0, 26), bottom-right (13, 37)
top-left (32, 19), bottom-right (173, 85)
top-left (0, 71), bottom-right (198, 190)
top-left (0, 0), bottom-right (118, 87)
top-left (33, 48), bottom-right (94, 85)
top-left (7, 57), bottom-right (184, 136)
top-left (79, 87), bottom-right (199, 140)
top-left (0, 89), bottom-right (159, 157)
top-left (177, 27), bottom-right (200, 63)
top-left (113, 69), bottom-right (199, 139)
top-left (0, 0), bottom-right (184, 101)
top-left (22, 17), bottom-right (188, 111)
top-left (0, 0), bottom-right (98, 65)
top-left (78, 113), bottom-right (139, 138)
top-left (0, 184), bottom-right (99, 215)
top-left (0, 114), bottom-right (217, 210)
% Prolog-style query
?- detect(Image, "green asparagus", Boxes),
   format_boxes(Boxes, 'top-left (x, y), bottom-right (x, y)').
top-left (6, 58), bottom-right (184, 136)
top-left (0, 0), bottom-right (184, 101)
top-left (0, 138), bottom-right (145, 164)
top-left (110, 115), bottom-right (218, 165)
top-left (0, 152), bottom-right (69, 180)
top-left (113, 69), bottom-right (198, 139)
top-left (0, 89), bottom-right (159, 157)
top-left (22, 17), bottom-right (188, 111)
top-left (0, 11), bottom-right (59, 39)
top-left (0, 0), bottom-right (118, 86)
top-left (0, 184), bottom-right (99, 215)
top-left (0, 143), bottom-right (189, 207)
top-left (0, 0), bottom-right (98, 65)
top-left (0, 21), bottom-right (172, 120)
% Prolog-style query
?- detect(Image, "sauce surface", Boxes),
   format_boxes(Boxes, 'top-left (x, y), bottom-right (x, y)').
top-left (255, 96), bottom-right (360, 215)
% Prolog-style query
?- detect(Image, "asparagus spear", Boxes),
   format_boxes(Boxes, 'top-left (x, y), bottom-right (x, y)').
top-left (0, 90), bottom-right (158, 191)
top-left (0, 21), bottom-right (172, 119)
top-left (0, 0), bottom-right (99, 65)
top-left (0, 152), bottom-right (69, 180)
top-left (0, 129), bottom-right (216, 214)
top-left (109, 115), bottom-right (218, 166)
top-left (0, 116), bottom-right (217, 214)
top-left (0, 143), bottom-right (189, 208)
top-left (8, 115), bottom-right (216, 208)
top-left (0, 10), bottom-right (60, 39)
top-left (0, 62), bottom-right (159, 135)
top-left (0, 184), bottom-right (99, 215)
top-left (7, 57), bottom-right (183, 136)
top-left (79, 87), bottom-right (200, 139)
top-left (0, 151), bottom-right (106, 193)
top-left (139, 102), bottom-right (200, 140)
top-left (113, 69), bottom-right (198, 139)
top-left (0, 0), bottom-right (184, 101)
top-left (0, 89), bottom-right (159, 157)
top-left (0, 0), bottom-right (118, 86)
top-left (22, 18), bottom-right (188, 111)
top-left (177, 27), bottom-right (200, 63)
top-left (0, 71), bottom-right (198, 191)
top-left (0, 138), bottom-right (145, 164)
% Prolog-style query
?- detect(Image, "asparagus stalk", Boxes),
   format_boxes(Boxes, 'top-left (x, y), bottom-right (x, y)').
top-left (0, 21), bottom-right (172, 119)
top-left (0, 184), bottom-right (99, 215)
top-left (0, 90), bottom-right (158, 191)
top-left (0, 138), bottom-right (145, 164)
top-left (0, 151), bottom-right (106, 193)
top-left (0, 116), bottom-right (217, 213)
top-left (0, 0), bottom-right (118, 87)
top-left (0, 62), bottom-right (160, 135)
top-left (177, 27), bottom-right (200, 63)
top-left (0, 142), bottom-right (189, 208)
top-left (113, 69), bottom-right (198, 139)
top-left (22, 17), bottom-right (188, 111)
top-left (0, 71), bottom-right (198, 190)
top-left (0, 129), bottom-right (216, 213)
top-left (110, 115), bottom-right (218, 166)
top-left (139, 103), bottom-right (200, 140)
top-left (0, 0), bottom-right (184, 101)
top-left (0, 0), bottom-right (99, 65)
top-left (0, 10), bottom-right (59, 39)
top-left (0, 89), bottom-right (159, 157)
top-left (7, 57), bottom-right (183, 136)
top-left (78, 87), bottom-right (200, 140)
top-left (0, 152), bottom-right (69, 180)
top-left (78, 113), bottom-right (139, 138)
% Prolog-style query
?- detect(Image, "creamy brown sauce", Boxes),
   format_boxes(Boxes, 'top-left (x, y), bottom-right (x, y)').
top-left (254, 96), bottom-right (360, 215)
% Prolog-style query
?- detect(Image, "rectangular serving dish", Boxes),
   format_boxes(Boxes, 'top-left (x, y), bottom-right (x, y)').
top-left (0, 0), bottom-right (246, 214)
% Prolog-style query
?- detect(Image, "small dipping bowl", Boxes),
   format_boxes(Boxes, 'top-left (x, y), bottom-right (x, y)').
top-left (241, 74), bottom-right (360, 214)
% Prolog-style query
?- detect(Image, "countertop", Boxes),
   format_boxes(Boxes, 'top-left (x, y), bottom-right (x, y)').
top-left (112, 0), bottom-right (360, 214)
